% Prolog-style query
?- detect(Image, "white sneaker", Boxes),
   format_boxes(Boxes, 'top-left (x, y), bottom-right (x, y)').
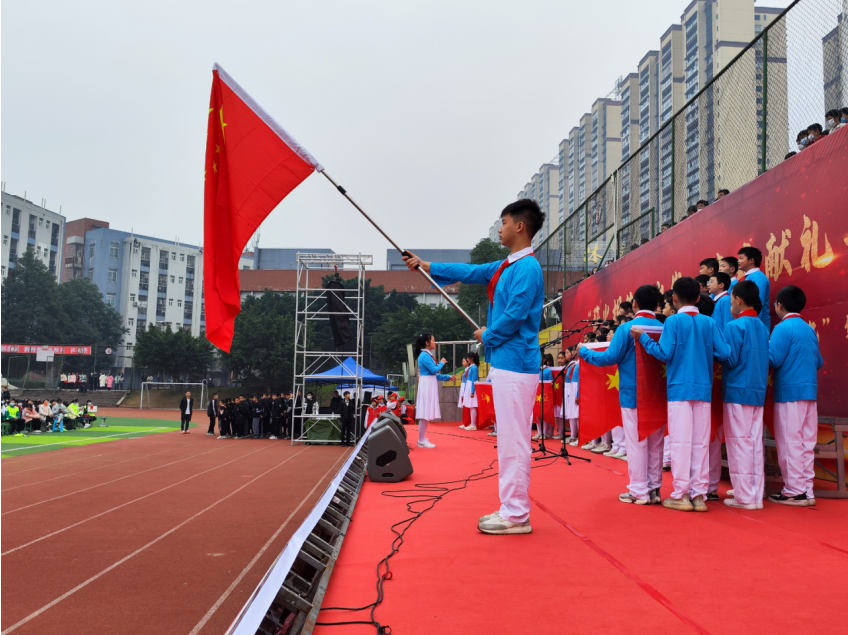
top-left (269, 435), bottom-right (278, 440)
top-left (603, 449), bottom-right (617, 457)
top-left (723, 498), bottom-right (762, 510)
top-left (417, 439), bottom-right (436, 449)
top-left (531, 434), bottom-right (541, 440)
top-left (206, 432), bottom-right (215, 436)
top-left (465, 425), bottom-right (477, 431)
top-left (568, 439), bottom-right (579, 446)
top-left (551, 435), bottom-right (563, 440)
top-left (458, 424), bottom-right (468, 429)
top-left (487, 431), bottom-right (497, 437)
top-left (478, 510), bottom-right (500, 523)
top-left (581, 441), bottom-right (597, 450)
top-left (478, 511), bottom-right (532, 535)
top-left (727, 489), bottom-right (734, 497)
top-left (591, 443), bottom-right (611, 454)
top-left (619, 455), bottom-right (628, 462)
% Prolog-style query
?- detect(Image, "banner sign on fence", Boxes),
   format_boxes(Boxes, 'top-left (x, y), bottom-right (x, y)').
top-left (1, 345), bottom-right (92, 355)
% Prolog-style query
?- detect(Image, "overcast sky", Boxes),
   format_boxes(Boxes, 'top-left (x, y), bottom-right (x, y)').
top-left (2, 0), bottom-right (794, 268)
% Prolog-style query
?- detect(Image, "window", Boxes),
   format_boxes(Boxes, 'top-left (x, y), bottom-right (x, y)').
top-left (141, 247), bottom-right (151, 267)
top-left (88, 268), bottom-right (94, 279)
top-left (2, 236), bottom-right (6, 245)
top-left (109, 241), bottom-right (119, 258)
top-left (170, 275), bottom-right (175, 283)
top-left (158, 274), bottom-right (168, 293)
top-left (36, 246), bottom-right (42, 256)
top-left (11, 208), bottom-right (21, 233)
top-left (106, 293), bottom-right (117, 307)
top-left (168, 298), bottom-right (173, 306)
top-left (126, 343), bottom-right (133, 349)
top-left (177, 299), bottom-right (182, 308)
top-left (159, 251), bottom-right (169, 269)
top-left (130, 293), bottom-right (136, 302)
top-left (89, 242), bottom-right (96, 258)
top-left (156, 297), bottom-right (166, 317)
top-left (133, 244), bottom-right (139, 253)
top-left (1, 266), bottom-right (5, 276)
top-left (178, 276), bottom-right (183, 284)
top-left (137, 320), bottom-right (146, 333)
top-left (171, 252), bottom-right (176, 260)
top-left (4, 205), bottom-right (9, 215)
top-left (180, 253), bottom-right (185, 262)
top-left (128, 318), bottom-right (134, 326)
top-left (132, 269), bottom-right (137, 278)
top-left (39, 218), bottom-right (44, 227)
top-left (107, 269), bottom-right (118, 282)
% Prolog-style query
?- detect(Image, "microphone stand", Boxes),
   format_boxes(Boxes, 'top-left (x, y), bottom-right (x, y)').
top-left (533, 328), bottom-right (594, 464)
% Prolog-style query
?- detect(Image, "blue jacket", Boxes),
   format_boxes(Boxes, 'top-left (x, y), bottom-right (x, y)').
top-left (418, 351), bottom-right (451, 381)
top-left (768, 316), bottom-right (823, 402)
top-left (460, 367), bottom-right (468, 388)
top-left (467, 364), bottom-right (478, 385)
top-left (743, 269), bottom-right (771, 330)
top-left (639, 309), bottom-right (730, 402)
top-left (712, 293), bottom-right (732, 335)
top-left (729, 277), bottom-right (738, 289)
top-left (570, 362), bottom-right (580, 399)
top-left (580, 315), bottom-right (662, 409)
top-left (430, 252), bottom-right (544, 374)
top-left (541, 367), bottom-right (553, 381)
top-left (722, 315), bottom-right (770, 406)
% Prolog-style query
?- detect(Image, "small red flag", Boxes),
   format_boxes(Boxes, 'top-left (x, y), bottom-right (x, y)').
top-left (476, 382), bottom-right (496, 426)
top-left (551, 367), bottom-right (565, 410)
top-left (578, 344), bottom-right (622, 445)
top-left (204, 64), bottom-right (322, 352)
top-left (635, 327), bottom-right (668, 441)
top-left (533, 381), bottom-right (556, 425)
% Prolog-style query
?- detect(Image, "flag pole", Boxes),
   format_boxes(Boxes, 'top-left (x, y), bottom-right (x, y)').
top-left (321, 171), bottom-right (481, 331)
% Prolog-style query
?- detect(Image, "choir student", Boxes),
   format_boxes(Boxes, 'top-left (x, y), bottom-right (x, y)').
top-left (552, 350), bottom-right (569, 440)
top-left (768, 285), bottom-right (823, 506)
top-left (460, 352), bottom-right (480, 431)
top-left (405, 198), bottom-right (545, 535)
top-left (633, 277), bottom-right (730, 512)
top-left (736, 246), bottom-right (771, 329)
top-left (414, 333), bottom-right (451, 449)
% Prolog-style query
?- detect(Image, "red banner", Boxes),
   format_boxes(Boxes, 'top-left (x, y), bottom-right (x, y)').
top-left (710, 364), bottom-right (723, 442)
top-left (0, 345), bottom-right (92, 355)
top-left (556, 126), bottom-right (848, 417)
top-left (635, 330), bottom-right (668, 441)
top-left (533, 381), bottom-right (555, 425)
top-left (476, 383), bottom-right (496, 426)
top-left (578, 345), bottom-right (622, 445)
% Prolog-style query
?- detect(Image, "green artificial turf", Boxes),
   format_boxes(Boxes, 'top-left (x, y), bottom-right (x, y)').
top-left (1, 418), bottom-right (194, 458)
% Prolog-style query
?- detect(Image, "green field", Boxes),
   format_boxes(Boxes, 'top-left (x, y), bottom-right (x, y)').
top-left (1, 418), bottom-right (195, 458)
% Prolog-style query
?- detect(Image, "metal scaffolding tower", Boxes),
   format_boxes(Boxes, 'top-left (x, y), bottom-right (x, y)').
top-left (291, 253), bottom-right (372, 445)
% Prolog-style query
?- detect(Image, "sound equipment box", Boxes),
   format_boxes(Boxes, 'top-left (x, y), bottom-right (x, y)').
top-left (367, 418), bottom-right (413, 483)
top-left (372, 411), bottom-right (406, 440)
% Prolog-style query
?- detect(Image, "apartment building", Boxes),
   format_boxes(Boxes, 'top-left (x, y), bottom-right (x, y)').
top-left (1, 192), bottom-right (65, 281)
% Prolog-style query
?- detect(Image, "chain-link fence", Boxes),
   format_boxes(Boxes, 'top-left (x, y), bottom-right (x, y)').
top-left (537, 0), bottom-right (846, 297)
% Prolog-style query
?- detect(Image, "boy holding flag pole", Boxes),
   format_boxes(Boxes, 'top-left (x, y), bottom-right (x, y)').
top-left (580, 285), bottom-right (666, 505)
top-left (404, 199), bottom-right (545, 535)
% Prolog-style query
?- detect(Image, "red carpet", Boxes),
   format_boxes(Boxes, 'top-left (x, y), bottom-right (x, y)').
top-left (315, 424), bottom-right (848, 634)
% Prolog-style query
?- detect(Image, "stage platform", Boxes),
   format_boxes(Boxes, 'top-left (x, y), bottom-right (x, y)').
top-left (316, 423), bottom-right (848, 635)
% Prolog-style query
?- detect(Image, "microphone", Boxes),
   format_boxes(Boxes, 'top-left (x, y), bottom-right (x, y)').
top-left (580, 320), bottom-right (604, 323)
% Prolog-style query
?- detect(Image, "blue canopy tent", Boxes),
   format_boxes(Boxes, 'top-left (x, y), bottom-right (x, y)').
top-left (302, 357), bottom-right (391, 386)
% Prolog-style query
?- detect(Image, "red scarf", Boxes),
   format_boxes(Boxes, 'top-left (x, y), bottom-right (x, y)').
top-left (782, 313), bottom-right (803, 321)
top-left (634, 310), bottom-right (656, 319)
top-left (735, 309), bottom-right (758, 319)
top-left (487, 252), bottom-right (533, 306)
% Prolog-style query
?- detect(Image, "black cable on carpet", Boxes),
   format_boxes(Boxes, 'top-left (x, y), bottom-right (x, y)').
top-left (315, 449), bottom-right (560, 633)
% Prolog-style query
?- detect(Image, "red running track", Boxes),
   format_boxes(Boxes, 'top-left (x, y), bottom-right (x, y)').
top-left (1, 430), bottom-right (350, 635)
top-left (315, 423), bottom-right (848, 635)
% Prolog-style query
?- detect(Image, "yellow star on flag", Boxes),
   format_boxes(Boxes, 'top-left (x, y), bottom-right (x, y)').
top-left (661, 364), bottom-right (667, 378)
top-left (213, 162), bottom-right (218, 173)
top-left (484, 394), bottom-right (491, 403)
top-left (554, 382), bottom-right (560, 389)
top-left (536, 394), bottom-right (542, 402)
top-left (605, 370), bottom-right (620, 391)
top-left (220, 107), bottom-right (227, 141)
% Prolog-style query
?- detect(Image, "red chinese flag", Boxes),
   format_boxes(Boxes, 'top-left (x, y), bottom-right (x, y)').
top-left (635, 328), bottom-right (668, 441)
top-left (476, 382), bottom-right (496, 426)
top-left (533, 381), bottom-right (555, 425)
top-left (578, 345), bottom-right (622, 445)
top-left (710, 363), bottom-right (724, 442)
top-left (551, 366), bottom-right (565, 410)
top-left (204, 64), bottom-right (322, 352)
top-left (461, 405), bottom-right (471, 426)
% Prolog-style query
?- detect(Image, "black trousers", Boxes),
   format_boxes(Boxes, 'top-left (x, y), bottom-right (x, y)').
top-left (219, 417), bottom-right (230, 437)
top-left (207, 415), bottom-right (217, 434)
top-left (340, 418), bottom-right (353, 446)
top-left (271, 417), bottom-right (282, 438)
top-left (181, 416), bottom-right (191, 431)
top-left (281, 416), bottom-right (291, 438)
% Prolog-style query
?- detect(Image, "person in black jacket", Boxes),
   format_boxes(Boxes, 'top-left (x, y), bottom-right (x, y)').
top-left (235, 395), bottom-right (250, 439)
top-left (330, 390), bottom-right (342, 415)
top-left (179, 392), bottom-right (194, 434)
top-left (206, 393), bottom-right (219, 436)
top-left (270, 393), bottom-right (284, 440)
top-left (262, 393), bottom-right (272, 437)
top-left (284, 392), bottom-right (293, 439)
top-left (339, 391), bottom-right (355, 446)
top-left (217, 398), bottom-right (231, 439)
top-left (251, 395), bottom-right (264, 439)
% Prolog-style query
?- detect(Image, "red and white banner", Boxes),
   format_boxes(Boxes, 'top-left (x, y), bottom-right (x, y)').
top-left (204, 64), bottom-right (323, 353)
top-left (1, 345), bottom-right (92, 355)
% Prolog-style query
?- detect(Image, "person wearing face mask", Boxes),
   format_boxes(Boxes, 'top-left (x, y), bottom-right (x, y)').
top-left (824, 109), bottom-right (841, 133)
top-left (796, 129), bottom-right (809, 151)
top-left (840, 107), bottom-right (848, 128)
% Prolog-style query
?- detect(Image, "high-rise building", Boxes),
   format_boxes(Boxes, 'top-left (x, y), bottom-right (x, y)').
top-left (557, 138), bottom-right (570, 226)
top-left (517, 162), bottom-right (559, 249)
top-left (659, 25), bottom-right (686, 223)
top-left (1, 192), bottom-right (65, 281)
top-left (822, 11), bottom-right (846, 115)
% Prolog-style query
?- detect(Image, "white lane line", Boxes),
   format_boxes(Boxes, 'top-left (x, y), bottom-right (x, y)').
top-left (1, 428), bottom-right (171, 453)
top-left (2, 450), bottom-right (123, 475)
top-left (0, 448), bottom-right (310, 635)
top-left (2, 445), bottom-right (275, 556)
top-left (187, 449), bottom-right (350, 635)
top-left (2, 444), bottom-right (194, 492)
top-left (2, 444), bottom-right (231, 516)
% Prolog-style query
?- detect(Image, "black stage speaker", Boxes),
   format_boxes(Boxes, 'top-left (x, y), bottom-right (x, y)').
top-left (372, 412), bottom-right (406, 440)
top-left (367, 421), bottom-right (413, 483)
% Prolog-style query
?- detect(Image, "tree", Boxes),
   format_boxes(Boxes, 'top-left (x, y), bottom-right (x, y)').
top-left (133, 324), bottom-right (216, 381)
top-left (1, 248), bottom-right (66, 344)
top-left (58, 277), bottom-right (128, 348)
top-left (456, 238), bottom-right (510, 326)
top-left (222, 293), bottom-right (303, 392)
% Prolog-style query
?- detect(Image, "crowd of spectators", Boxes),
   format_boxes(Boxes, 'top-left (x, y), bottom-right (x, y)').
top-left (1, 397), bottom-right (100, 435)
top-left (59, 372), bottom-right (124, 392)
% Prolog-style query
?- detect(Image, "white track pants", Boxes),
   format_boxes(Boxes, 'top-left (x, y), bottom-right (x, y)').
top-left (611, 426), bottom-right (626, 454)
top-left (773, 400), bottom-right (818, 498)
top-left (668, 401), bottom-right (711, 499)
top-left (621, 408), bottom-right (664, 500)
top-left (490, 367), bottom-right (538, 523)
top-left (723, 403), bottom-right (764, 506)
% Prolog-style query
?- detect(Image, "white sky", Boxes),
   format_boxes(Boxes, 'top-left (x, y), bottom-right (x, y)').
top-left (2, 0), bottom-right (794, 268)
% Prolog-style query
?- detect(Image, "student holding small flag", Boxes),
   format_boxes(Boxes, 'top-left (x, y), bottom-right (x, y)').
top-left (405, 199), bottom-right (545, 535)
top-left (633, 277), bottom-right (730, 512)
top-left (581, 285), bottom-right (665, 505)
top-left (768, 285), bottom-right (823, 507)
top-left (720, 280), bottom-right (770, 509)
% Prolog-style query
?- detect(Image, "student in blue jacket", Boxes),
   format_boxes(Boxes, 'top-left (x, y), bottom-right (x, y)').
top-left (721, 281), bottom-right (770, 510)
top-left (706, 271), bottom-right (733, 499)
top-left (459, 352), bottom-right (480, 431)
top-left (632, 277), bottom-right (730, 513)
top-left (404, 199), bottom-right (544, 536)
top-left (768, 285), bottom-right (824, 507)
top-left (580, 284), bottom-right (665, 506)
top-left (414, 333), bottom-right (451, 449)
top-left (736, 246), bottom-right (771, 329)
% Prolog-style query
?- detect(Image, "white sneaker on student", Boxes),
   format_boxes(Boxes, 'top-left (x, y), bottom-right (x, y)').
top-left (417, 439), bottom-right (436, 449)
top-left (458, 424), bottom-right (468, 429)
top-left (465, 425), bottom-right (477, 431)
top-left (723, 498), bottom-right (761, 510)
top-left (591, 443), bottom-right (611, 454)
top-left (611, 451), bottom-right (626, 459)
top-left (569, 438), bottom-right (579, 446)
top-left (551, 435), bottom-right (563, 440)
top-left (269, 435), bottom-right (278, 440)
top-left (477, 511), bottom-right (532, 535)
top-left (487, 431), bottom-right (497, 436)
top-left (581, 441), bottom-right (597, 450)
top-left (603, 449), bottom-right (617, 457)
top-left (478, 510), bottom-right (500, 523)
